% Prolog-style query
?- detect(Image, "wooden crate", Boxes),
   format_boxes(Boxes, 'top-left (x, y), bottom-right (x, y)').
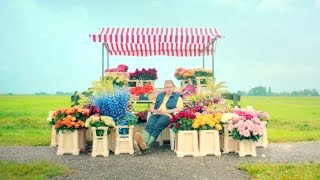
top-left (108, 126), bottom-right (134, 155)
top-left (175, 130), bottom-right (199, 157)
top-left (199, 130), bottom-right (221, 156)
top-left (91, 127), bottom-right (109, 157)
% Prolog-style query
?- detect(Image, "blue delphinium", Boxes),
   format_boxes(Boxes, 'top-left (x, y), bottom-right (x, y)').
top-left (115, 112), bottom-right (138, 135)
top-left (92, 87), bottom-right (130, 120)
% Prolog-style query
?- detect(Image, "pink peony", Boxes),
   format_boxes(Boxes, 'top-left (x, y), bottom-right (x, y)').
top-left (239, 129), bottom-right (244, 135)
top-left (228, 124), bottom-right (234, 131)
top-left (243, 130), bottom-right (250, 137)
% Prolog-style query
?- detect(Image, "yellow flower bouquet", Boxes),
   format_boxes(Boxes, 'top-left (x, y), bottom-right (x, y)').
top-left (192, 112), bottom-right (223, 131)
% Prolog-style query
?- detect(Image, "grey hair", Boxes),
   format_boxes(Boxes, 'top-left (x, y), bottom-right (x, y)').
top-left (164, 80), bottom-right (176, 87)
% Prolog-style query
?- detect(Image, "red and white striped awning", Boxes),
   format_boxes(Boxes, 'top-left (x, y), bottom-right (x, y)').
top-left (89, 28), bottom-right (221, 57)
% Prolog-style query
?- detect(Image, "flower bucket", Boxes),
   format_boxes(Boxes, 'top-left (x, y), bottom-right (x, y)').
top-left (175, 130), bottom-right (199, 157)
top-left (50, 125), bottom-right (58, 147)
top-left (138, 94), bottom-right (149, 100)
top-left (256, 121), bottom-right (268, 148)
top-left (128, 80), bottom-right (140, 87)
top-left (222, 125), bottom-right (238, 154)
top-left (91, 127), bottom-right (109, 157)
top-left (199, 130), bottom-right (221, 156)
top-left (237, 140), bottom-right (257, 157)
top-left (57, 130), bottom-right (82, 155)
top-left (108, 126), bottom-right (134, 155)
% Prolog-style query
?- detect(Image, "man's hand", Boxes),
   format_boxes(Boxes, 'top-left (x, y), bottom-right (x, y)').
top-left (154, 109), bottom-right (167, 115)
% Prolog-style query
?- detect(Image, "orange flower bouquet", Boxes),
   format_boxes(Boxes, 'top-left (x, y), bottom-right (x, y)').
top-left (53, 106), bottom-right (90, 133)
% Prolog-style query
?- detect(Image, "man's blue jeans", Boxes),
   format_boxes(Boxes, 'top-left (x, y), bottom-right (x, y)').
top-left (145, 114), bottom-right (170, 139)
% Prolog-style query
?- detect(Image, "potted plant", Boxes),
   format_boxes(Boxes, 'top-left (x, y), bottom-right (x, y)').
top-left (85, 115), bottom-right (115, 157)
top-left (192, 112), bottom-right (222, 156)
top-left (169, 110), bottom-right (199, 157)
top-left (91, 86), bottom-right (137, 155)
top-left (85, 115), bottom-right (115, 136)
top-left (53, 106), bottom-right (89, 155)
top-left (227, 108), bottom-right (264, 157)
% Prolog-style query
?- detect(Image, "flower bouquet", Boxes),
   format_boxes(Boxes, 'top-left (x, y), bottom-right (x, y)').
top-left (104, 72), bottom-right (129, 88)
top-left (91, 87), bottom-right (138, 134)
top-left (174, 67), bottom-right (194, 81)
top-left (129, 68), bottom-right (158, 80)
top-left (184, 94), bottom-right (231, 114)
top-left (169, 110), bottom-right (196, 134)
top-left (130, 85), bottom-right (154, 96)
top-left (227, 109), bottom-right (263, 142)
top-left (192, 113), bottom-right (222, 131)
top-left (85, 115), bottom-right (115, 136)
top-left (129, 84), bottom-right (154, 100)
top-left (53, 106), bottom-right (90, 133)
top-left (174, 67), bottom-right (212, 82)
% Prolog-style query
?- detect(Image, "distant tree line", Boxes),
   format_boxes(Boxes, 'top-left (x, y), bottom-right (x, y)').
top-left (236, 86), bottom-right (320, 96)
top-left (33, 91), bottom-right (73, 95)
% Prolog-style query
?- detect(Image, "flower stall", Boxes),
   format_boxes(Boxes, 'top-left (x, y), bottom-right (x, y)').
top-left (47, 27), bottom-right (272, 158)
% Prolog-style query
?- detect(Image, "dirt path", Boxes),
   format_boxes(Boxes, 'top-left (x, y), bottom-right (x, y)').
top-left (0, 141), bottom-right (319, 180)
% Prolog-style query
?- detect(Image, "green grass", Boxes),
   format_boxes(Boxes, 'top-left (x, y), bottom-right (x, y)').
top-left (240, 96), bottom-right (320, 142)
top-left (0, 161), bottom-right (70, 179)
top-left (0, 95), bottom-right (320, 145)
top-left (0, 95), bottom-right (71, 146)
top-left (238, 162), bottom-right (320, 179)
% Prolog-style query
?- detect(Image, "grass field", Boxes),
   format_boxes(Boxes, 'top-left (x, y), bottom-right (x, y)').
top-left (0, 161), bottom-right (69, 179)
top-left (0, 95), bottom-right (71, 146)
top-left (238, 162), bottom-right (320, 179)
top-left (241, 96), bottom-right (320, 142)
top-left (0, 95), bottom-right (319, 145)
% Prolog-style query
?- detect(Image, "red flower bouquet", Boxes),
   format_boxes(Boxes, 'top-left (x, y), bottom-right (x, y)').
top-left (129, 68), bottom-right (158, 80)
top-left (130, 85), bottom-right (154, 96)
top-left (169, 110), bottom-right (196, 134)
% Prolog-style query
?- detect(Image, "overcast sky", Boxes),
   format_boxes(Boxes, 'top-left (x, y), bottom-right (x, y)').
top-left (0, 0), bottom-right (319, 94)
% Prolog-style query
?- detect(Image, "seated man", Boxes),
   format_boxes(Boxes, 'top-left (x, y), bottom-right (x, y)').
top-left (133, 80), bottom-right (183, 155)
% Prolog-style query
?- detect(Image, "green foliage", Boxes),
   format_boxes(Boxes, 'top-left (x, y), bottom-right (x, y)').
top-left (238, 162), bottom-right (320, 179)
top-left (231, 129), bottom-right (260, 142)
top-left (243, 86), bottom-right (319, 96)
top-left (0, 161), bottom-right (69, 179)
top-left (89, 78), bottom-right (114, 96)
top-left (204, 78), bottom-right (228, 97)
top-left (248, 86), bottom-right (267, 96)
top-left (71, 91), bottom-right (93, 107)
top-left (172, 118), bottom-right (194, 134)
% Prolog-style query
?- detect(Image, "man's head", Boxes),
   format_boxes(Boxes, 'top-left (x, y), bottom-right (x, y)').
top-left (164, 80), bottom-right (175, 95)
